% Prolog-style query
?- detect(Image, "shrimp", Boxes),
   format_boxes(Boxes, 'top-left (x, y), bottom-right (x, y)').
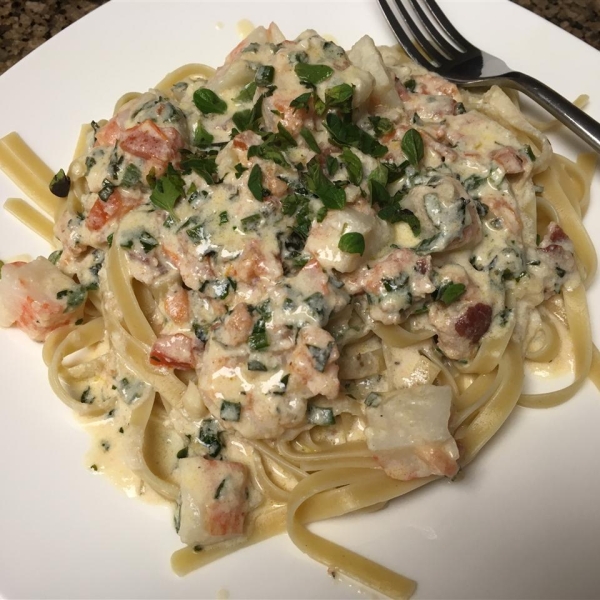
top-left (0, 258), bottom-right (86, 341)
top-left (287, 325), bottom-right (340, 400)
top-left (365, 384), bottom-right (459, 480)
top-left (177, 456), bottom-right (249, 546)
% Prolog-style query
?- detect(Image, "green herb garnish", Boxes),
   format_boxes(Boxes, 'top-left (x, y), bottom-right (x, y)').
top-left (401, 128), bottom-right (424, 168)
top-left (193, 88), bottom-right (227, 115)
top-left (338, 231), bottom-right (365, 256)
top-left (294, 63), bottom-right (334, 85)
top-left (49, 168), bottom-right (71, 197)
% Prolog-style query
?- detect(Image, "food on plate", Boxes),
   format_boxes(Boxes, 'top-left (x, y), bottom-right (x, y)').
top-left (0, 23), bottom-right (598, 599)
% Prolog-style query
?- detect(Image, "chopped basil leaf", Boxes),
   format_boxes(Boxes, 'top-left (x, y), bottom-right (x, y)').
top-left (236, 93), bottom-right (265, 132)
top-left (193, 88), bottom-right (227, 115)
top-left (235, 81), bottom-right (258, 103)
top-left (365, 392), bottom-right (381, 407)
top-left (241, 213), bottom-right (262, 232)
top-left (180, 152), bottom-right (218, 185)
top-left (340, 148), bottom-right (363, 185)
top-left (276, 122), bottom-right (297, 148)
top-left (368, 164), bottom-right (388, 187)
top-left (338, 231), bottom-right (365, 256)
top-left (370, 179), bottom-right (391, 206)
top-left (57, 285), bottom-right (87, 311)
top-left (436, 282), bottom-right (466, 305)
top-left (524, 144), bottom-right (536, 161)
top-left (49, 168), bottom-right (71, 197)
top-left (255, 65), bottom-right (275, 86)
top-left (305, 158), bottom-right (346, 209)
top-left (214, 478), bottom-right (227, 499)
top-left (247, 143), bottom-right (289, 168)
top-left (290, 91), bottom-right (312, 111)
top-left (454, 102), bottom-right (466, 115)
top-left (403, 78), bottom-right (416, 92)
top-left (48, 250), bottom-right (62, 265)
top-left (98, 179), bottom-right (115, 201)
top-left (369, 116), bottom-right (394, 138)
top-left (326, 155), bottom-right (339, 176)
top-left (462, 174), bottom-right (486, 192)
top-left (247, 360), bottom-right (268, 372)
top-left (85, 156), bottom-right (96, 173)
top-left (324, 113), bottom-right (388, 159)
top-left (294, 63), bottom-right (334, 85)
top-left (300, 127), bottom-right (320, 153)
top-left (307, 404), bottom-right (335, 426)
top-left (219, 211), bottom-right (229, 225)
top-left (198, 418), bottom-right (222, 457)
top-left (272, 373), bottom-right (289, 395)
top-left (248, 318), bottom-right (269, 351)
top-left (120, 163), bottom-right (141, 188)
top-left (176, 447), bottom-right (188, 459)
top-left (220, 400), bottom-right (241, 422)
top-left (80, 387), bottom-right (94, 404)
top-left (401, 128), bottom-right (424, 168)
top-left (234, 163), bottom-right (248, 179)
top-left (325, 83), bottom-right (353, 113)
top-left (150, 164), bottom-right (185, 217)
top-left (186, 220), bottom-right (207, 244)
top-left (248, 164), bottom-right (265, 201)
top-left (193, 322), bottom-right (209, 342)
top-left (377, 204), bottom-right (421, 235)
top-left (107, 233), bottom-right (114, 247)
top-left (139, 231), bottom-right (158, 253)
top-left (316, 206), bottom-right (328, 222)
top-left (194, 123), bottom-right (214, 147)
top-left (383, 273), bottom-right (408, 292)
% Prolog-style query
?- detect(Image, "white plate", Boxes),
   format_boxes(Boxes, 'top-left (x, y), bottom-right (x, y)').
top-left (1, 1), bottom-right (599, 598)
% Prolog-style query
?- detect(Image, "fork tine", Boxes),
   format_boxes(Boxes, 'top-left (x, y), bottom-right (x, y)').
top-left (378, 0), bottom-right (436, 70)
top-left (421, 0), bottom-right (476, 52)
top-left (405, 0), bottom-right (463, 57)
top-left (392, 0), bottom-right (450, 67)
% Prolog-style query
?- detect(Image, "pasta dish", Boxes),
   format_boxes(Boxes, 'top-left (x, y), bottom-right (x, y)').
top-left (0, 23), bottom-right (598, 599)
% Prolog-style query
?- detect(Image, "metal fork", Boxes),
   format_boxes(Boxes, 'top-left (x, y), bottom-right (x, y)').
top-left (378, 0), bottom-right (600, 153)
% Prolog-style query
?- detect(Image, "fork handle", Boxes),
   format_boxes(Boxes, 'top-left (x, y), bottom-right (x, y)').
top-left (500, 72), bottom-right (600, 154)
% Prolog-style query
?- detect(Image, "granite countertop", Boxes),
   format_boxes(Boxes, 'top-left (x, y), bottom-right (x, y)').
top-left (0, 0), bottom-right (599, 74)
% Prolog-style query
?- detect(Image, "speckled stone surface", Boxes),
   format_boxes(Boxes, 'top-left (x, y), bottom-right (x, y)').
top-left (0, 0), bottom-right (599, 74)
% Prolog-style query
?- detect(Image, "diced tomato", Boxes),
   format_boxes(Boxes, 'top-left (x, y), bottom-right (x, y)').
top-left (86, 189), bottom-right (141, 231)
top-left (94, 118), bottom-right (121, 147)
top-left (120, 120), bottom-right (181, 162)
top-left (150, 333), bottom-right (195, 369)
